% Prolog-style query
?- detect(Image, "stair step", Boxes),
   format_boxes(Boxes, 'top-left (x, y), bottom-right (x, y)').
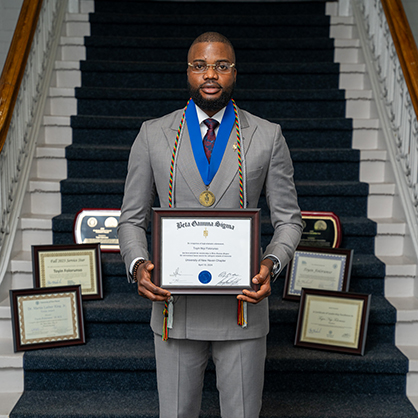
top-left (79, 64), bottom-right (340, 90)
top-left (93, 0), bottom-right (327, 15)
top-left (0, 393), bottom-right (22, 418)
top-left (9, 390), bottom-right (418, 418)
top-left (85, 36), bottom-right (335, 63)
top-left (22, 336), bottom-right (405, 374)
top-left (89, 14), bottom-right (330, 39)
top-left (70, 115), bottom-right (354, 148)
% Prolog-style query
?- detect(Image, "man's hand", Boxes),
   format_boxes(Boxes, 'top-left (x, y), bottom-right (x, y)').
top-left (237, 258), bottom-right (272, 304)
top-left (135, 261), bottom-right (171, 302)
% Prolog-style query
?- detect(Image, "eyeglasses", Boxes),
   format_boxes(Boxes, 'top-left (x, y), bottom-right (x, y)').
top-left (188, 61), bottom-right (235, 74)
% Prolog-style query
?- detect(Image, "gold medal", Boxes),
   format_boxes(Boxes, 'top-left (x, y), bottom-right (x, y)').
top-left (199, 190), bottom-right (215, 207)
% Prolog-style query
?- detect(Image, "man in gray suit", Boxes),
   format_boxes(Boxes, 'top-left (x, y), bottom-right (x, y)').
top-left (118, 32), bottom-right (302, 418)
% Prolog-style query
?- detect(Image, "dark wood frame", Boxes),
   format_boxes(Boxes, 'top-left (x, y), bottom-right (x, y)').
top-left (151, 208), bottom-right (260, 294)
top-left (9, 285), bottom-right (85, 352)
top-left (301, 211), bottom-right (342, 248)
top-left (73, 208), bottom-right (121, 252)
top-left (32, 243), bottom-right (103, 300)
top-left (283, 246), bottom-right (353, 301)
top-left (295, 288), bottom-right (371, 355)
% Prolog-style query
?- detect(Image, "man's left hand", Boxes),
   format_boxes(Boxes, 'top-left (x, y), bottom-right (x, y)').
top-left (237, 258), bottom-right (273, 304)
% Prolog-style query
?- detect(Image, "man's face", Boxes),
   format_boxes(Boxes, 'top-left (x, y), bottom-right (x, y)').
top-left (187, 42), bottom-right (237, 116)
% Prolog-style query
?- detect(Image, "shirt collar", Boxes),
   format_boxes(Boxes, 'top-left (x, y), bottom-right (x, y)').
top-left (195, 105), bottom-right (226, 126)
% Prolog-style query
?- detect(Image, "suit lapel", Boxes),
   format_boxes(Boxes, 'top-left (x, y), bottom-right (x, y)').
top-left (162, 114), bottom-right (206, 203)
top-left (162, 107), bottom-right (256, 207)
top-left (210, 109), bottom-right (256, 206)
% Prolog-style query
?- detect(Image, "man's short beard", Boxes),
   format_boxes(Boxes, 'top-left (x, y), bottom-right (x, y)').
top-left (188, 81), bottom-right (235, 112)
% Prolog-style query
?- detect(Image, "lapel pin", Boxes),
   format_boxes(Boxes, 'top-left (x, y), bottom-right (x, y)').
top-left (233, 143), bottom-right (238, 151)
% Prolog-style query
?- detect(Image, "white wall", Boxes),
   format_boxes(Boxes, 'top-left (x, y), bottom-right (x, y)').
top-left (0, 0), bottom-right (24, 72)
top-left (402, 0), bottom-right (418, 47)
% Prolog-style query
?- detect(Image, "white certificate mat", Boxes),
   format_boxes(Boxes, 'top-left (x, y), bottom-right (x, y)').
top-left (291, 251), bottom-right (345, 293)
top-left (18, 292), bottom-right (80, 344)
top-left (161, 217), bottom-right (251, 288)
top-left (300, 295), bottom-right (363, 348)
top-left (38, 250), bottom-right (97, 294)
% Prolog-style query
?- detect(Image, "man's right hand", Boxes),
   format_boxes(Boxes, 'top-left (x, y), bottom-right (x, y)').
top-left (135, 261), bottom-right (171, 302)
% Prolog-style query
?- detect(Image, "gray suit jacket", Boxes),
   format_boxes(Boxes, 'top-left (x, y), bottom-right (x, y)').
top-left (118, 106), bottom-right (302, 340)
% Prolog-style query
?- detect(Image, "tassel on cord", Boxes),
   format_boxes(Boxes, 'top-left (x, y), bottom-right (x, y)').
top-left (237, 300), bottom-right (248, 328)
top-left (162, 297), bottom-right (174, 341)
top-left (162, 302), bottom-right (169, 341)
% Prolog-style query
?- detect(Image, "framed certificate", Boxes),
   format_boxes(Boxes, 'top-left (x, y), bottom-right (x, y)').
top-left (151, 208), bottom-right (260, 294)
top-left (32, 244), bottom-right (103, 300)
top-left (283, 246), bottom-right (353, 300)
top-left (9, 286), bottom-right (85, 352)
top-left (73, 208), bottom-right (120, 252)
top-left (295, 288), bottom-right (371, 355)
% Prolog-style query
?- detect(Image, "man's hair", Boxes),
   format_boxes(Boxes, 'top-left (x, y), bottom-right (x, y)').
top-left (188, 32), bottom-right (235, 62)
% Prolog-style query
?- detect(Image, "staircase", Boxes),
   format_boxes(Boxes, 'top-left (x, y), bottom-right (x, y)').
top-left (6, 0), bottom-right (418, 417)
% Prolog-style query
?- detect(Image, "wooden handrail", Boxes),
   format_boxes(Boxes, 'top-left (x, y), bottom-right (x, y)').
top-left (0, 0), bottom-right (43, 153)
top-left (381, 0), bottom-right (418, 118)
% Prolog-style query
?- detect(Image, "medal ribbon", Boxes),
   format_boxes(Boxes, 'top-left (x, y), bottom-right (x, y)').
top-left (186, 99), bottom-right (235, 186)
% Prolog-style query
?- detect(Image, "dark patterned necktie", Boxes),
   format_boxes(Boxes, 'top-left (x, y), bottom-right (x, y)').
top-left (203, 118), bottom-right (219, 162)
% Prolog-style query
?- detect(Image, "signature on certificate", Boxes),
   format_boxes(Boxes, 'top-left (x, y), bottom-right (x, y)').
top-left (170, 267), bottom-right (182, 277)
top-left (168, 267), bottom-right (193, 283)
top-left (216, 271), bottom-right (241, 286)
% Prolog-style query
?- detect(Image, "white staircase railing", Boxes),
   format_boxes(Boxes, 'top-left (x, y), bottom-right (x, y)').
top-left (352, 0), bottom-right (418, 263)
top-left (0, 0), bottom-right (68, 293)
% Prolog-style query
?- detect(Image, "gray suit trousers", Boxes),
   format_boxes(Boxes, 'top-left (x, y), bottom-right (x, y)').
top-left (154, 334), bottom-right (266, 418)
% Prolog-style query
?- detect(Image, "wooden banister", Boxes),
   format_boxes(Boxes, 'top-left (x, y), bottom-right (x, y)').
top-left (0, 0), bottom-right (43, 153)
top-left (381, 0), bottom-right (418, 118)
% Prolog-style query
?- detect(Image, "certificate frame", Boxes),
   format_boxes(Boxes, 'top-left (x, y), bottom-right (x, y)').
top-left (295, 288), bottom-right (371, 355)
top-left (283, 246), bottom-right (353, 301)
top-left (151, 208), bottom-right (260, 294)
top-left (9, 285), bottom-right (85, 352)
top-left (32, 243), bottom-right (103, 300)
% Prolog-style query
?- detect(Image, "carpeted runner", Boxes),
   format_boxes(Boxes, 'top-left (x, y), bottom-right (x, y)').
top-left (10, 1), bottom-right (418, 417)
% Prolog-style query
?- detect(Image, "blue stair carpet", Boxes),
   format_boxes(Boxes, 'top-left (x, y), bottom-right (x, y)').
top-left (10, 1), bottom-right (418, 417)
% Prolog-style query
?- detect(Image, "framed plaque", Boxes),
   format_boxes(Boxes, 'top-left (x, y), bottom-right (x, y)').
top-left (301, 211), bottom-right (342, 248)
top-left (283, 246), bottom-right (353, 301)
top-left (151, 208), bottom-right (260, 294)
top-left (73, 208), bottom-right (120, 252)
top-left (9, 285), bottom-right (85, 352)
top-left (32, 244), bottom-right (103, 300)
top-left (295, 288), bottom-right (371, 355)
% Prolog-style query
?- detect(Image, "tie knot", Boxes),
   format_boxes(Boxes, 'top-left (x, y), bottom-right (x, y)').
top-left (204, 118), bottom-right (219, 131)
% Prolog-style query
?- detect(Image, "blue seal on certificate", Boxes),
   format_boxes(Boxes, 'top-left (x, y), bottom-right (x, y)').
top-left (198, 270), bottom-right (212, 284)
